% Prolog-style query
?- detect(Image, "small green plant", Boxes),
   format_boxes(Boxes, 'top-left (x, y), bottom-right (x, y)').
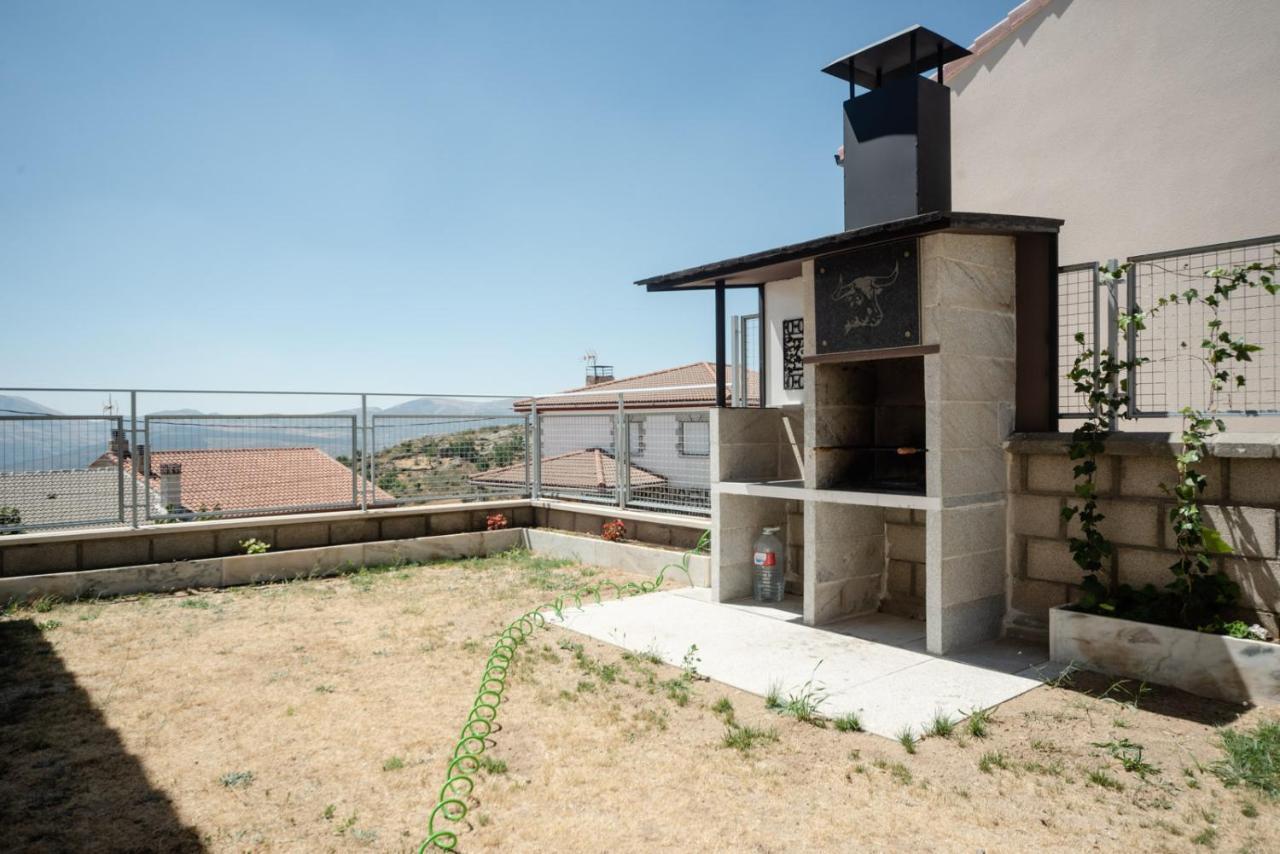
top-left (322, 804), bottom-right (336, 821)
top-left (36, 619), bottom-right (61, 631)
top-left (382, 756), bottom-right (405, 771)
top-left (31, 595), bottom-right (59, 613)
top-left (477, 755), bottom-right (508, 775)
top-left (315, 684), bottom-right (336, 694)
top-left (1240, 801), bottom-right (1259, 818)
top-left (1094, 737), bottom-right (1161, 778)
top-left (834, 712), bottom-right (863, 733)
top-left (1211, 719), bottom-right (1280, 797)
top-left (180, 598), bottom-right (212, 610)
top-left (1087, 768), bottom-right (1124, 791)
top-left (897, 727), bottom-right (918, 754)
top-left (1190, 826), bottom-right (1217, 848)
top-left (966, 707), bottom-right (993, 739)
top-left (721, 724), bottom-right (778, 753)
top-left (711, 697), bottom-right (735, 719)
top-left (764, 679), bottom-right (783, 711)
top-left (240, 538), bottom-right (271, 555)
top-left (680, 644), bottom-right (704, 681)
top-left (219, 770), bottom-right (254, 789)
top-left (927, 710), bottom-right (955, 739)
top-left (978, 751), bottom-right (1009, 774)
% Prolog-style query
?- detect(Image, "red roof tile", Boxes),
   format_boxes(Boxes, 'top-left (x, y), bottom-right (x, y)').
top-left (515, 362), bottom-right (759, 412)
top-left (93, 447), bottom-right (392, 512)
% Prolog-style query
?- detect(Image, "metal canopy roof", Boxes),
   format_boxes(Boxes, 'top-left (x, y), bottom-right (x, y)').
top-left (821, 24), bottom-right (971, 88)
top-left (634, 211), bottom-right (1063, 291)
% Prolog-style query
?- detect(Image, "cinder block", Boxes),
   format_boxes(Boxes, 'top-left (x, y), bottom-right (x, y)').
top-left (937, 448), bottom-right (1007, 498)
top-left (939, 549), bottom-right (1006, 605)
top-left (936, 402), bottom-right (1000, 451)
top-left (633, 521), bottom-right (673, 546)
top-left (1009, 578), bottom-right (1070, 624)
top-left (1163, 504), bottom-right (1277, 559)
top-left (151, 530), bottom-right (217, 563)
top-left (273, 521), bottom-right (330, 550)
top-left (1224, 557), bottom-right (1280, 612)
top-left (215, 526), bottom-right (276, 556)
top-left (1228, 459), bottom-right (1280, 506)
top-left (427, 511), bottom-right (470, 536)
top-left (937, 355), bottom-right (1016, 405)
top-left (886, 559), bottom-right (914, 596)
top-left (329, 518), bottom-right (379, 545)
top-left (81, 536), bottom-right (151, 570)
top-left (379, 514), bottom-right (428, 541)
top-left (933, 310), bottom-right (1015, 359)
top-left (885, 523), bottom-right (926, 564)
top-left (883, 507), bottom-right (911, 525)
top-left (2, 542), bottom-right (78, 577)
top-left (1066, 499), bottom-right (1160, 548)
top-left (1121, 455), bottom-right (1221, 500)
top-left (1116, 547), bottom-right (1180, 589)
top-left (1009, 493), bottom-right (1063, 539)
top-left (1025, 537), bottom-right (1082, 585)
top-left (544, 508), bottom-right (574, 532)
top-left (938, 501), bottom-right (1006, 558)
top-left (1028, 454), bottom-right (1114, 496)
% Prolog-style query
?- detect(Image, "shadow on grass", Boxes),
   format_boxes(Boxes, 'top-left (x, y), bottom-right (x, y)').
top-left (1055, 668), bottom-right (1251, 727)
top-left (0, 619), bottom-right (203, 852)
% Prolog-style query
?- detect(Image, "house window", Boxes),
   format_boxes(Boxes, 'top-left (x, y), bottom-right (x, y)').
top-left (676, 416), bottom-right (710, 457)
top-left (609, 418), bottom-right (646, 457)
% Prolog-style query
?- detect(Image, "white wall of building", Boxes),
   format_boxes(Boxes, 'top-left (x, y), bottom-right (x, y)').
top-left (764, 276), bottom-right (806, 407)
top-left (949, 0), bottom-right (1280, 265)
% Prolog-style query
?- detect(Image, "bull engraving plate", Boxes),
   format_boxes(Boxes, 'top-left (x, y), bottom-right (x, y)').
top-left (814, 238), bottom-right (920, 354)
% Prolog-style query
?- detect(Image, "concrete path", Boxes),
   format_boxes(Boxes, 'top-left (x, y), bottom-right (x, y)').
top-left (555, 588), bottom-right (1060, 739)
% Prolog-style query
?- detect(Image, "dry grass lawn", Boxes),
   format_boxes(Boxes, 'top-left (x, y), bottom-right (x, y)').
top-left (2, 550), bottom-right (1278, 852)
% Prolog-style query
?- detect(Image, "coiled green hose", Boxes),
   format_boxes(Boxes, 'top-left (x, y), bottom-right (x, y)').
top-left (418, 532), bottom-right (709, 852)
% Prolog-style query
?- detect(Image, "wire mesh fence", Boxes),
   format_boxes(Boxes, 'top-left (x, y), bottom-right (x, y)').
top-left (623, 411), bottom-right (712, 516)
top-left (0, 416), bottom-right (125, 533)
top-left (1057, 262), bottom-right (1099, 419)
top-left (1127, 234), bottom-right (1280, 416)
top-left (532, 412), bottom-right (620, 506)
top-left (141, 414), bottom-right (360, 521)
top-left (370, 413), bottom-right (530, 505)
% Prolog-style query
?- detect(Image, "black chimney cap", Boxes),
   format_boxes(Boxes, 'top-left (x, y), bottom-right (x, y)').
top-left (821, 24), bottom-right (970, 88)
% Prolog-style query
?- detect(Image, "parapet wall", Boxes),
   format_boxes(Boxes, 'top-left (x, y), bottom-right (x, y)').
top-left (1006, 432), bottom-right (1280, 640)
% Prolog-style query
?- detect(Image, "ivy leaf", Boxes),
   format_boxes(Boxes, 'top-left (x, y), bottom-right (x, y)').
top-left (1201, 528), bottom-right (1234, 555)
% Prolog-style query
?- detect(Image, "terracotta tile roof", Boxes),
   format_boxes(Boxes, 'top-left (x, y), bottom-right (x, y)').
top-left (92, 447), bottom-right (392, 513)
top-left (469, 449), bottom-right (665, 491)
top-left (514, 362), bottom-right (759, 412)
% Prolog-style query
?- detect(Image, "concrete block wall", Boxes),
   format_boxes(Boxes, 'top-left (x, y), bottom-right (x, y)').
top-left (920, 232), bottom-right (1017, 653)
top-left (1007, 432), bottom-right (1280, 640)
top-left (712, 406), bottom-right (805, 485)
top-left (712, 492), bottom-right (790, 602)
top-left (882, 508), bottom-right (927, 620)
top-left (804, 501), bottom-right (885, 625)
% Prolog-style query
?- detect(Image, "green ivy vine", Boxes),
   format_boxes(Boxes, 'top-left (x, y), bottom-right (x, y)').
top-left (1064, 254), bottom-right (1278, 632)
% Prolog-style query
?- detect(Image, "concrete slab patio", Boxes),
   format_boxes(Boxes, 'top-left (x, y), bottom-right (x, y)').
top-left (556, 588), bottom-right (1060, 739)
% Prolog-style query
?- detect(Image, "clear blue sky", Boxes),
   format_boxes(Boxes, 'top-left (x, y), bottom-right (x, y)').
top-left (2, 0), bottom-right (1012, 405)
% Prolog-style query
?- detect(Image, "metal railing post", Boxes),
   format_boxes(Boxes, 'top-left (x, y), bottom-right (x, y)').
top-left (530, 402), bottom-right (541, 500)
top-left (129, 391), bottom-right (138, 527)
top-left (360, 394), bottom-right (368, 511)
top-left (616, 393), bottom-right (628, 509)
top-left (350, 416), bottom-right (359, 507)
top-left (1103, 258), bottom-right (1119, 430)
top-left (1125, 261), bottom-right (1139, 418)
top-left (115, 415), bottom-right (125, 525)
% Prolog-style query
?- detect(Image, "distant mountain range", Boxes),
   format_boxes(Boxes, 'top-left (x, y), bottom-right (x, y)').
top-left (0, 394), bottom-right (522, 472)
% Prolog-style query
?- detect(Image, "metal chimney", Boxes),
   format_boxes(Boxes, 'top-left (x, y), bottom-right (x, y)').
top-left (823, 25), bottom-right (971, 231)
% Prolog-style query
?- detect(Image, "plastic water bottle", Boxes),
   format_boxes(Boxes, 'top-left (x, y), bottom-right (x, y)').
top-left (752, 526), bottom-right (786, 603)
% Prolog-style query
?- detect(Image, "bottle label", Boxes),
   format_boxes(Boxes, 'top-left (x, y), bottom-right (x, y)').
top-left (753, 551), bottom-right (776, 567)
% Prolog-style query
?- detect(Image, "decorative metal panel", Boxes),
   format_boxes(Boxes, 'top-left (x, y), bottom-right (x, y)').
top-left (814, 238), bottom-right (920, 354)
top-left (782, 318), bottom-right (804, 390)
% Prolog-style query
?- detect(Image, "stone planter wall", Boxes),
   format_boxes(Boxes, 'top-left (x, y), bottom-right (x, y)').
top-left (1050, 605), bottom-right (1280, 704)
top-left (1008, 432), bottom-right (1280, 641)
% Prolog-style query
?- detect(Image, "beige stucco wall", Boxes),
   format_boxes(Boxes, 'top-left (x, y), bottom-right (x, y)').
top-left (950, 0), bottom-right (1280, 266)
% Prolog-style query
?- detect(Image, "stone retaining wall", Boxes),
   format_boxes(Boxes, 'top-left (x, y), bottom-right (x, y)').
top-left (0, 498), bottom-right (708, 578)
top-left (1007, 432), bottom-right (1280, 640)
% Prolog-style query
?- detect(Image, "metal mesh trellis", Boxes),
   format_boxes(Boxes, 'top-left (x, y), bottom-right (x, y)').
top-left (371, 413), bottom-right (529, 505)
top-left (1058, 262), bottom-right (1099, 419)
top-left (623, 410), bottom-right (711, 516)
top-left (531, 412), bottom-right (619, 506)
top-left (0, 415), bottom-right (126, 533)
top-left (1128, 235), bottom-right (1280, 416)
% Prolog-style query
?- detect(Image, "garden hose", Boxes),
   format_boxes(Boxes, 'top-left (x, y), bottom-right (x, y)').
top-left (418, 532), bottom-right (709, 853)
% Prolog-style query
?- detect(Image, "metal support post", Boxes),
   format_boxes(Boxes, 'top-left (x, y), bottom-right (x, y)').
top-left (129, 391), bottom-right (138, 527)
top-left (360, 394), bottom-right (368, 511)
top-left (616, 393), bottom-right (628, 509)
top-left (530, 402), bottom-right (542, 500)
